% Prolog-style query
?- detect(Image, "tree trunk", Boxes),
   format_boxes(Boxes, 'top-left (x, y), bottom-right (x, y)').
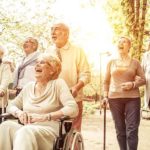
top-left (138, 0), bottom-right (147, 60)
top-left (134, 0), bottom-right (140, 39)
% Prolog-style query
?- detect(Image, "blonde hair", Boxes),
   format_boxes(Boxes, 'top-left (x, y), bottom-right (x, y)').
top-left (40, 53), bottom-right (61, 80)
top-left (120, 36), bottom-right (131, 47)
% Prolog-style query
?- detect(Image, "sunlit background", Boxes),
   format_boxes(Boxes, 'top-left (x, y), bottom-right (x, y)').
top-left (0, 0), bottom-right (117, 73)
top-left (50, 0), bottom-right (115, 73)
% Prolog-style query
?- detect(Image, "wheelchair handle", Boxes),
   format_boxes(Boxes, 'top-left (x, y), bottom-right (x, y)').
top-left (59, 116), bottom-right (71, 122)
top-left (0, 113), bottom-right (13, 118)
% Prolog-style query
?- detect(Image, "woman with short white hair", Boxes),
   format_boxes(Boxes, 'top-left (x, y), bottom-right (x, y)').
top-left (0, 53), bottom-right (78, 150)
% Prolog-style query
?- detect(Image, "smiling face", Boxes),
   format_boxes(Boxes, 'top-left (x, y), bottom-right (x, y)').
top-left (35, 53), bottom-right (61, 82)
top-left (23, 37), bottom-right (38, 55)
top-left (51, 23), bottom-right (69, 48)
top-left (117, 37), bottom-right (131, 55)
top-left (35, 58), bottom-right (53, 82)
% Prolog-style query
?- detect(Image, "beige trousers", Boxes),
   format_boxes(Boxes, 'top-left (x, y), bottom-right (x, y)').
top-left (0, 120), bottom-right (56, 150)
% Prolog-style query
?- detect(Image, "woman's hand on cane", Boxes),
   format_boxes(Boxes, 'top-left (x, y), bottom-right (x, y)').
top-left (102, 97), bottom-right (109, 109)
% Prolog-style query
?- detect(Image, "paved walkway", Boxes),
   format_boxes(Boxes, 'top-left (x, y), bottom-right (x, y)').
top-left (82, 110), bottom-right (150, 150)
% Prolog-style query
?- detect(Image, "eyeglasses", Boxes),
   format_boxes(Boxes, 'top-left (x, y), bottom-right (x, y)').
top-left (36, 60), bottom-right (51, 66)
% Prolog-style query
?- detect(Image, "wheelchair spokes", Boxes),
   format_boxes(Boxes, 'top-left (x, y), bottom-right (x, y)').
top-left (71, 132), bottom-right (84, 150)
top-left (53, 116), bottom-right (84, 150)
top-left (62, 130), bottom-right (84, 150)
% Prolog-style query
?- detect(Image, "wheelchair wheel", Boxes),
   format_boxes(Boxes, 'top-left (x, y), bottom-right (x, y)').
top-left (63, 130), bottom-right (84, 150)
top-left (71, 131), bottom-right (84, 150)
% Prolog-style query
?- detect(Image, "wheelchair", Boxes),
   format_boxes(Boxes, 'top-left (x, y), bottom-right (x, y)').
top-left (54, 116), bottom-right (84, 150)
top-left (0, 114), bottom-right (84, 150)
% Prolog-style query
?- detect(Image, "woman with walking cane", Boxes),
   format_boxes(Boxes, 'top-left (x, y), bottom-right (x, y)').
top-left (102, 36), bottom-right (145, 150)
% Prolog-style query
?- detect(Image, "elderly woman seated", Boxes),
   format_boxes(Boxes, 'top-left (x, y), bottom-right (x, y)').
top-left (0, 53), bottom-right (79, 150)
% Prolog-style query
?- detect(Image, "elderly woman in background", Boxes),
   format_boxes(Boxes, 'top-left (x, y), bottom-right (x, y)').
top-left (0, 46), bottom-right (12, 123)
top-left (0, 53), bottom-right (78, 150)
top-left (103, 37), bottom-right (146, 150)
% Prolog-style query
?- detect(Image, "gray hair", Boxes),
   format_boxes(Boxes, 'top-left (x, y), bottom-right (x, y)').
top-left (24, 37), bottom-right (38, 51)
top-left (52, 23), bottom-right (70, 37)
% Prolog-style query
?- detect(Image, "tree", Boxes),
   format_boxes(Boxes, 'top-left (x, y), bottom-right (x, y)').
top-left (105, 0), bottom-right (149, 60)
top-left (0, 0), bottom-right (55, 63)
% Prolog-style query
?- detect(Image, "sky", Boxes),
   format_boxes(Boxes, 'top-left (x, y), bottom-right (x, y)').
top-left (1, 0), bottom-right (116, 73)
top-left (50, 0), bottom-right (116, 73)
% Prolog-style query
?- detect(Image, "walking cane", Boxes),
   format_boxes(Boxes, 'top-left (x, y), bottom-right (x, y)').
top-left (1, 96), bottom-right (5, 122)
top-left (103, 102), bottom-right (106, 150)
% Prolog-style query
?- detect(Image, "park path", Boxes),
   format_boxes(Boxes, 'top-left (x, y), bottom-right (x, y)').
top-left (82, 109), bottom-right (150, 150)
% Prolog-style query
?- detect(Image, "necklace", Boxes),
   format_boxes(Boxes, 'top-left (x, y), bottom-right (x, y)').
top-left (115, 56), bottom-right (131, 68)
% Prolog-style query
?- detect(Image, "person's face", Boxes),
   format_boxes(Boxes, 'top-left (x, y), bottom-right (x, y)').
top-left (35, 57), bottom-right (53, 82)
top-left (23, 38), bottom-right (37, 55)
top-left (51, 24), bottom-right (68, 48)
top-left (117, 37), bottom-right (131, 55)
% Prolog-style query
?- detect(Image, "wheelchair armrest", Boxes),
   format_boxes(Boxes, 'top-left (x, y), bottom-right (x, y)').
top-left (0, 113), bottom-right (16, 119)
top-left (59, 116), bottom-right (71, 122)
top-left (58, 116), bottom-right (73, 136)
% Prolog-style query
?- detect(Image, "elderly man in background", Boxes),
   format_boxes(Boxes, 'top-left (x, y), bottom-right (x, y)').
top-left (47, 23), bottom-right (91, 131)
top-left (12, 37), bottom-right (41, 96)
top-left (0, 46), bottom-right (12, 123)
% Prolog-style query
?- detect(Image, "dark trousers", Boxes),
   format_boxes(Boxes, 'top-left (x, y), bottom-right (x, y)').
top-left (109, 98), bottom-right (141, 150)
top-left (0, 107), bottom-right (6, 123)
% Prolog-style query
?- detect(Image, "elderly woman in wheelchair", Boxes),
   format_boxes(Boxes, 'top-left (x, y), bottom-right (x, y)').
top-left (0, 53), bottom-right (79, 150)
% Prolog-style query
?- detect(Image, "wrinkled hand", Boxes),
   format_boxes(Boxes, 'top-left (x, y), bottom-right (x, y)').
top-left (102, 97), bottom-right (109, 108)
top-left (30, 113), bottom-right (47, 123)
top-left (70, 87), bottom-right (78, 98)
top-left (135, 76), bottom-right (141, 81)
top-left (16, 111), bottom-right (32, 125)
top-left (121, 82), bottom-right (133, 91)
top-left (16, 111), bottom-right (47, 124)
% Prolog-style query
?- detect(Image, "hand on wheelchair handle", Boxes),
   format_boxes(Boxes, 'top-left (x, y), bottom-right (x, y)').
top-left (70, 87), bottom-right (78, 98)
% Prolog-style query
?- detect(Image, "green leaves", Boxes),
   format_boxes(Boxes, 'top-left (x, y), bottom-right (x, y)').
top-left (105, 0), bottom-right (149, 60)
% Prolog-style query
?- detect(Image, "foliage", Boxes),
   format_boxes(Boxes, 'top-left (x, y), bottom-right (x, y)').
top-left (1, 0), bottom-right (148, 100)
top-left (104, 0), bottom-right (149, 60)
top-left (83, 73), bottom-right (100, 96)
top-left (0, 0), bottom-right (56, 63)
top-left (0, 0), bottom-right (104, 99)
top-left (83, 101), bottom-right (100, 116)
